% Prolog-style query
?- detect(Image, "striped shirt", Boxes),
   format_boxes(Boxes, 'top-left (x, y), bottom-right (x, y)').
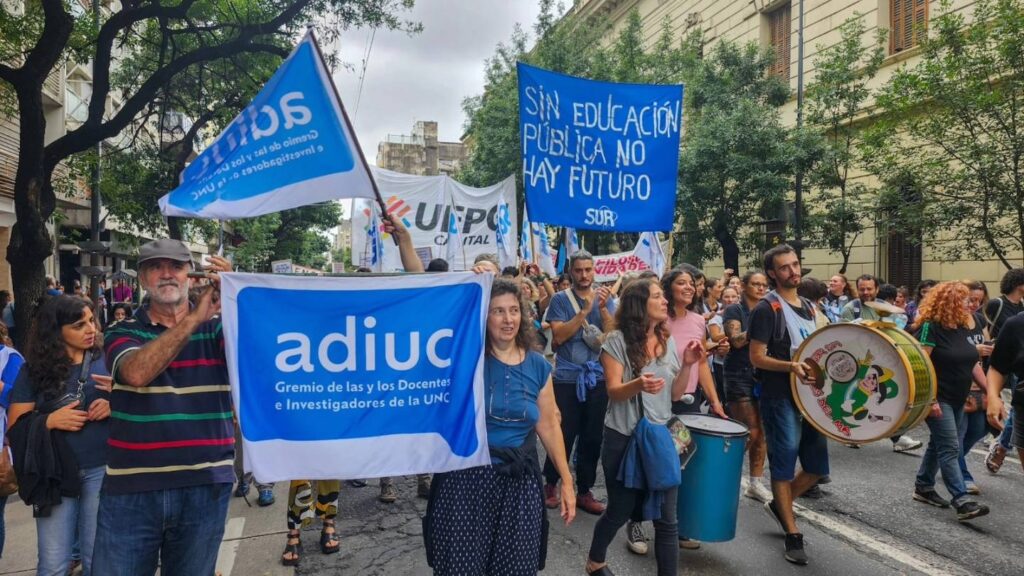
top-left (103, 307), bottom-right (234, 494)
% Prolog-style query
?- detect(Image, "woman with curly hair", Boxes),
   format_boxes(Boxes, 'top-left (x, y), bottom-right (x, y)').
top-left (6, 296), bottom-right (112, 575)
top-left (424, 279), bottom-right (574, 575)
top-left (913, 282), bottom-right (990, 522)
top-left (585, 278), bottom-right (703, 576)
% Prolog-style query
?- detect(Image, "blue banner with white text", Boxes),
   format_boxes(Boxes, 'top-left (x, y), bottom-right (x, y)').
top-left (220, 272), bottom-right (492, 482)
top-left (159, 33), bottom-right (375, 220)
top-left (517, 63), bottom-right (683, 232)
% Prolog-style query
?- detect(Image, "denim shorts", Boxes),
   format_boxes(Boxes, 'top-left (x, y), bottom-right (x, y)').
top-left (724, 365), bottom-right (757, 402)
top-left (759, 396), bottom-right (829, 482)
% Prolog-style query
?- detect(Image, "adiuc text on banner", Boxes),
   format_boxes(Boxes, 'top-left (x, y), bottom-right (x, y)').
top-left (158, 32), bottom-right (375, 219)
top-left (220, 272), bottom-right (493, 482)
top-left (517, 63), bottom-right (683, 232)
top-left (351, 168), bottom-right (517, 271)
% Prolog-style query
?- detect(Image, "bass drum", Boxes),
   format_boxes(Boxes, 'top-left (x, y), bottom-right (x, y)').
top-left (790, 322), bottom-right (936, 444)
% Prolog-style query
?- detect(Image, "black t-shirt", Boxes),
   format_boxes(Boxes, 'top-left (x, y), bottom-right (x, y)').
top-left (989, 313), bottom-right (1024, 407)
top-left (748, 296), bottom-right (814, 399)
top-left (984, 297), bottom-right (1024, 339)
top-left (723, 300), bottom-right (753, 374)
top-left (918, 321), bottom-right (983, 407)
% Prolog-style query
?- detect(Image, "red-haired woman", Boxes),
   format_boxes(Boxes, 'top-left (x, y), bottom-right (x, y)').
top-left (913, 282), bottom-right (990, 522)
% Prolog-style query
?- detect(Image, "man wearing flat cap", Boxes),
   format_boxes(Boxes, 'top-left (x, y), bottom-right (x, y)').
top-left (93, 238), bottom-right (234, 575)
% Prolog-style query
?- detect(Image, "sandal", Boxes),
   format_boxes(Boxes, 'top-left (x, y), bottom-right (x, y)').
top-left (320, 519), bottom-right (340, 554)
top-left (281, 529), bottom-right (302, 566)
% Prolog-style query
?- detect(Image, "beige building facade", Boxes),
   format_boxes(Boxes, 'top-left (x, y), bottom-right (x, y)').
top-left (574, 0), bottom-right (1014, 291)
top-left (376, 121), bottom-right (468, 177)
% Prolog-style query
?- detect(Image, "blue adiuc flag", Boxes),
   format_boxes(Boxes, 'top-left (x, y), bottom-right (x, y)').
top-left (159, 31), bottom-right (375, 219)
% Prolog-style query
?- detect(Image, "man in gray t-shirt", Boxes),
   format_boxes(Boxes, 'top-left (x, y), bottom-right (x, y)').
top-left (542, 251), bottom-right (614, 516)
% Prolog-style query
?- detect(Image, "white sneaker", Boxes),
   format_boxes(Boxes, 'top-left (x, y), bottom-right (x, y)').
top-left (893, 436), bottom-right (923, 452)
top-left (626, 520), bottom-right (648, 555)
top-left (745, 477), bottom-right (773, 503)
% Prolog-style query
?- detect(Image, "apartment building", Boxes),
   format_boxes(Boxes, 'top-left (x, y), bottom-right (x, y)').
top-left (571, 0), bottom-right (1007, 288)
top-left (0, 0), bottom-right (208, 293)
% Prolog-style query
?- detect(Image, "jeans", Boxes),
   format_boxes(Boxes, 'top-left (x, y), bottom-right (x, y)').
top-left (92, 483), bottom-right (232, 576)
top-left (543, 381), bottom-right (608, 494)
top-left (916, 401), bottom-right (969, 506)
top-left (36, 465), bottom-right (104, 576)
top-left (958, 408), bottom-right (989, 484)
top-left (759, 396), bottom-right (830, 482)
top-left (589, 427), bottom-right (678, 576)
top-left (997, 407), bottom-right (1015, 450)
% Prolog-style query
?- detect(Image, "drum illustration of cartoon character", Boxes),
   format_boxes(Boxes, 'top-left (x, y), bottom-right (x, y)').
top-left (791, 323), bottom-right (935, 444)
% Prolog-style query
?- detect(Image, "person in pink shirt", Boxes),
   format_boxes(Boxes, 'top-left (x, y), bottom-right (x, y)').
top-left (662, 267), bottom-right (727, 419)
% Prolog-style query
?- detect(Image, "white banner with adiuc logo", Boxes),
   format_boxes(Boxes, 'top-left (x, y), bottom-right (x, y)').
top-left (220, 272), bottom-right (493, 482)
top-left (351, 168), bottom-right (517, 271)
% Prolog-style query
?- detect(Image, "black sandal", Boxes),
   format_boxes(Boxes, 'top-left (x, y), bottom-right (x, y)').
top-left (320, 519), bottom-right (340, 554)
top-left (281, 529), bottom-right (302, 566)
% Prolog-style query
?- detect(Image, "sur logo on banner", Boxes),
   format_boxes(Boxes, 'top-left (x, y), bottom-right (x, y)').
top-left (517, 63), bottom-right (684, 232)
top-left (159, 32), bottom-right (375, 220)
top-left (220, 272), bottom-right (493, 482)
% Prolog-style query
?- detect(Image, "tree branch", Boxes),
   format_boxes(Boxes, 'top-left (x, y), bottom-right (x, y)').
top-left (46, 0), bottom-right (310, 169)
top-left (21, 0), bottom-right (73, 83)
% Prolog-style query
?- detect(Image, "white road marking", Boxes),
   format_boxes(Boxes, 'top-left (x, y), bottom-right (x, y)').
top-left (215, 517), bottom-right (246, 576)
top-left (741, 479), bottom-right (969, 576)
top-left (793, 504), bottom-right (966, 576)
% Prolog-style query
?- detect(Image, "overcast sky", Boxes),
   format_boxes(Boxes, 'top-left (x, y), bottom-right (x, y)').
top-left (331, 1), bottom-right (550, 169)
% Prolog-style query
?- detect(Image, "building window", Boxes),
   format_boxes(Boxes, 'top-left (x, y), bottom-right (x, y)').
top-left (768, 3), bottom-right (791, 79)
top-left (886, 183), bottom-right (923, 290)
top-left (890, 0), bottom-right (928, 54)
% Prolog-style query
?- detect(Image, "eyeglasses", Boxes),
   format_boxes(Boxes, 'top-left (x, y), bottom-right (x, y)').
top-left (486, 362), bottom-right (528, 423)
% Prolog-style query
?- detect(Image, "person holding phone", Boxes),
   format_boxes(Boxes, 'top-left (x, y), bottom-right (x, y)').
top-left (7, 296), bottom-right (112, 576)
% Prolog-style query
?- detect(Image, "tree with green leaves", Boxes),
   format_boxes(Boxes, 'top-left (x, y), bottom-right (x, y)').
top-left (863, 0), bottom-right (1024, 269)
top-left (0, 0), bottom-right (416, 341)
top-left (676, 35), bottom-right (795, 270)
top-left (803, 16), bottom-right (886, 274)
top-left (461, 6), bottom-right (703, 255)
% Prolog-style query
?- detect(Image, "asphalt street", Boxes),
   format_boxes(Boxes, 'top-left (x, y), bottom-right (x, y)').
top-left (1, 425), bottom-right (1021, 576)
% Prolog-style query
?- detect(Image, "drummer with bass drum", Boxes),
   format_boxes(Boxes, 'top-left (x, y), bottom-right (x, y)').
top-left (747, 244), bottom-right (828, 566)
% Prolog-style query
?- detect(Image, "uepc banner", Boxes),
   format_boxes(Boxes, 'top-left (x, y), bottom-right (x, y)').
top-left (518, 63), bottom-right (683, 232)
top-left (159, 32), bottom-right (375, 219)
top-left (220, 272), bottom-right (492, 482)
top-left (352, 168), bottom-right (517, 271)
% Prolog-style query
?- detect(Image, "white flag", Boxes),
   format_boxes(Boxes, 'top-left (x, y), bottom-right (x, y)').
top-left (633, 232), bottom-right (666, 277)
top-left (496, 195), bottom-right (517, 270)
top-left (566, 227), bottom-right (581, 255)
top-left (445, 208), bottom-right (463, 267)
top-left (362, 204), bottom-right (384, 272)
top-left (519, 208), bottom-right (533, 264)
top-left (533, 223), bottom-right (557, 277)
